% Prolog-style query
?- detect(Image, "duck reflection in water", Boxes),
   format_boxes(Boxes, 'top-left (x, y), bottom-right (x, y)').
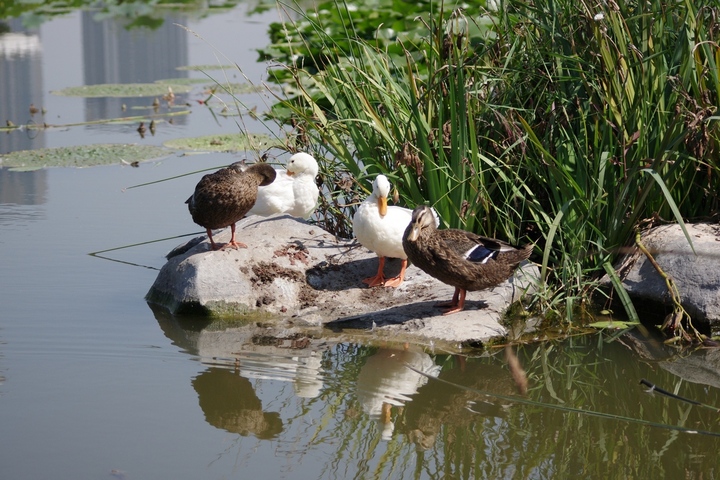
top-left (400, 357), bottom-right (518, 451)
top-left (192, 367), bottom-right (283, 439)
top-left (356, 344), bottom-right (441, 441)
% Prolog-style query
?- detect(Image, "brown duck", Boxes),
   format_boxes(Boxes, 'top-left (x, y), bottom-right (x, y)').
top-left (403, 205), bottom-right (533, 314)
top-left (186, 162), bottom-right (276, 250)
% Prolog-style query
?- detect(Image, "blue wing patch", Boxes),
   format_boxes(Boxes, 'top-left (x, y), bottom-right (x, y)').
top-left (465, 245), bottom-right (499, 264)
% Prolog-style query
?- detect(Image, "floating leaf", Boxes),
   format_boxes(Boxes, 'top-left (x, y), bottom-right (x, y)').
top-left (163, 133), bottom-right (280, 152)
top-left (155, 78), bottom-right (208, 86)
top-left (51, 83), bottom-right (192, 98)
top-left (0, 144), bottom-right (169, 171)
top-left (176, 64), bottom-right (236, 71)
top-left (208, 83), bottom-right (267, 95)
top-left (587, 320), bottom-right (640, 330)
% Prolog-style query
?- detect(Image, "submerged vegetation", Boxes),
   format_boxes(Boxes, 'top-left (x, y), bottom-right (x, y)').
top-left (258, 0), bottom-right (720, 329)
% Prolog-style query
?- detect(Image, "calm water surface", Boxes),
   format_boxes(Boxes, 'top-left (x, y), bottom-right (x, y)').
top-left (2, 4), bottom-right (720, 479)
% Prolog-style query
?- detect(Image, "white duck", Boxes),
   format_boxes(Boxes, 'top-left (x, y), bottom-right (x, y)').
top-left (247, 152), bottom-right (320, 219)
top-left (353, 174), bottom-right (414, 288)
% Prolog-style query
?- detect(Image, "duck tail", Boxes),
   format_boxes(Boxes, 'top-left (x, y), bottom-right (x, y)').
top-left (518, 243), bottom-right (533, 262)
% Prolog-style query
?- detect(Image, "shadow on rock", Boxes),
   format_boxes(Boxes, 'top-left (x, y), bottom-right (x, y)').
top-left (327, 299), bottom-right (491, 331)
top-left (306, 256), bottom-right (406, 292)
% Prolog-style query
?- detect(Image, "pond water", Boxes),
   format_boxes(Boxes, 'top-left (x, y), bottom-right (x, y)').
top-left (2, 3), bottom-right (720, 479)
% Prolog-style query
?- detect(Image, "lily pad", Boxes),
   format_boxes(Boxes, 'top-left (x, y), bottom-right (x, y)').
top-left (0, 144), bottom-right (169, 171)
top-left (163, 133), bottom-right (280, 152)
top-left (155, 78), bottom-right (209, 86)
top-left (51, 83), bottom-right (192, 98)
top-left (207, 82), bottom-right (266, 95)
top-left (176, 64), bottom-right (236, 72)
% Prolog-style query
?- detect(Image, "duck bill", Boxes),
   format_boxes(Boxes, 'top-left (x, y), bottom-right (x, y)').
top-left (406, 223), bottom-right (421, 242)
top-left (285, 170), bottom-right (295, 176)
top-left (378, 197), bottom-right (388, 217)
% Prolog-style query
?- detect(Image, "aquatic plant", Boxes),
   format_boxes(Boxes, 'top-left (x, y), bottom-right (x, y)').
top-left (0, 143), bottom-right (169, 171)
top-left (52, 83), bottom-right (192, 98)
top-left (0, 0), bottom-right (247, 29)
top-left (163, 133), bottom-right (281, 152)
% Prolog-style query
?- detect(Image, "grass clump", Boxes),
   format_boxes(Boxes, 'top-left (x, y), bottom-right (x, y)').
top-left (259, 0), bottom-right (720, 326)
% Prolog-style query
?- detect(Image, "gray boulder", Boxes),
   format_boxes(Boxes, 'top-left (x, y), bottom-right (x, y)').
top-left (611, 223), bottom-right (720, 327)
top-left (146, 215), bottom-right (539, 349)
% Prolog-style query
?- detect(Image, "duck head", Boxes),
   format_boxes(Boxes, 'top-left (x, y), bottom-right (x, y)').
top-left (372, 174), bottom-right (392, 217)
top-left (285, 152), bottom-right (319, 178)
top-left (405, 204), bottom-right (437, 242)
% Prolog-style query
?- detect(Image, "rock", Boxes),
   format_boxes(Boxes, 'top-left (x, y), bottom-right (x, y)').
top-left (146, 215), bottom-right (540, 349)
top-left (609, 223), bottom-right (720, 328)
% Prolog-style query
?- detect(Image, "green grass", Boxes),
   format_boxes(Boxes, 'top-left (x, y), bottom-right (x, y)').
top-left (260, 0), bottom-right (720, 323)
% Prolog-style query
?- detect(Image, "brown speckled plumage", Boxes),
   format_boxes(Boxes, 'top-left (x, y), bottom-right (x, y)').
top-left (186, 162), bottom-right (276, 250)
top-left (403, 205), bottom-right (533, 314)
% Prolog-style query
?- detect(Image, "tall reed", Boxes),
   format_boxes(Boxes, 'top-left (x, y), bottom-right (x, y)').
top-left (262, 0), bottom-right (720, 321)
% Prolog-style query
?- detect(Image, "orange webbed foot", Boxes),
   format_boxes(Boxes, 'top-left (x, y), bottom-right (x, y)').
top-left (382, 259), bottom-right (407, 288)
top-left (363, 256), bottom-right (388, 287)
top-left (222, 241), bottom-right (248, 250)
top-left (362, 274), bottom-right (386, 287)
top-left (435, 288), bottom-right (466, 315)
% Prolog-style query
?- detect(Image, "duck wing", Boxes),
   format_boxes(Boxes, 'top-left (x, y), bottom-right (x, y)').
top-left (187, 163), bottom-right (272, 229)
top-left (354, 202), bottom-right (412, 259)
top-left (436, 230), bottom-right (521, 262)
top-left (288, 176), bottom-right (320, 218)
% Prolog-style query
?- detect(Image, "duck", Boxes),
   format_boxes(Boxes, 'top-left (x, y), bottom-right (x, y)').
top-left (402, 204), bottom-right (533, 314)
top-left (247, 152), bottom-right (320, 219)
top-left (186, 162), bottom-right (276, 250)
top-left (352, 174), bottom-right (417, 288)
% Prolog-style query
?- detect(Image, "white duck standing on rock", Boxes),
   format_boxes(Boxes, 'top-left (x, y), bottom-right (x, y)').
top-left (353, 174), bottom-right (415, 288)
top-left (247, 152), bottom-right (320, 219)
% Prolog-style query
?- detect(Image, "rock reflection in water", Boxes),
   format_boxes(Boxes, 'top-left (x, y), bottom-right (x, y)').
top-left (193, 368), bottom-right (283, 439)
top-left (151, 305), bottom-right (326, 400)
top-left (232, 350), bottom-right (324, 399)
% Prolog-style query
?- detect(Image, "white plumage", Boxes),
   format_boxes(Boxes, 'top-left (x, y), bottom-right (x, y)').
top-left (247, 152), bottom-right (320, 219)
top-left (353, 174), bottom-right (414, 287)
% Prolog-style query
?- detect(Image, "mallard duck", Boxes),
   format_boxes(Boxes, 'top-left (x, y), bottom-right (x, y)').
top-left (352, 174), bottom-right (416, 287)
top-left (186, 162), bottom-right (276, 250)
top-left (403, 204), bottom-right (532, 314)
top-left (247, 152), bottom-right (319, 219)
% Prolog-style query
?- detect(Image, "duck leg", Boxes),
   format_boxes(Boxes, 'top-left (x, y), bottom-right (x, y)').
top-left (363, 256), bottom-right (387, 287)
top-left (223, 223), bottom-right (248, 249)
top-left (443, 288), bottom-right (467, 315)
top-left (382, 259), bottom-right (407, 288)
top-left (435, 287), bottom-right (467, 314)
top-left (206, 228), bottom-right (220, 251)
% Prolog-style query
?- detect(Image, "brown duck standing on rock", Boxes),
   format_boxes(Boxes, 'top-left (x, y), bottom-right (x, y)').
top-left (403, 205), bottom-right (533, 315)
top-left (186, 162), bottom-right (276, 250)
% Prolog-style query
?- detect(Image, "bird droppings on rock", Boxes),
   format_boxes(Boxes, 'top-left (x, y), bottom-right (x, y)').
top-left (273, 241), bottom-right (310, 265)
top-left (252, 262), bottom-right (305, 285)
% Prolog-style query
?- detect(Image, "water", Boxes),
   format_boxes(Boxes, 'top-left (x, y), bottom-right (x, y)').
top-left (2, 3), bottom-right (720, 479)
